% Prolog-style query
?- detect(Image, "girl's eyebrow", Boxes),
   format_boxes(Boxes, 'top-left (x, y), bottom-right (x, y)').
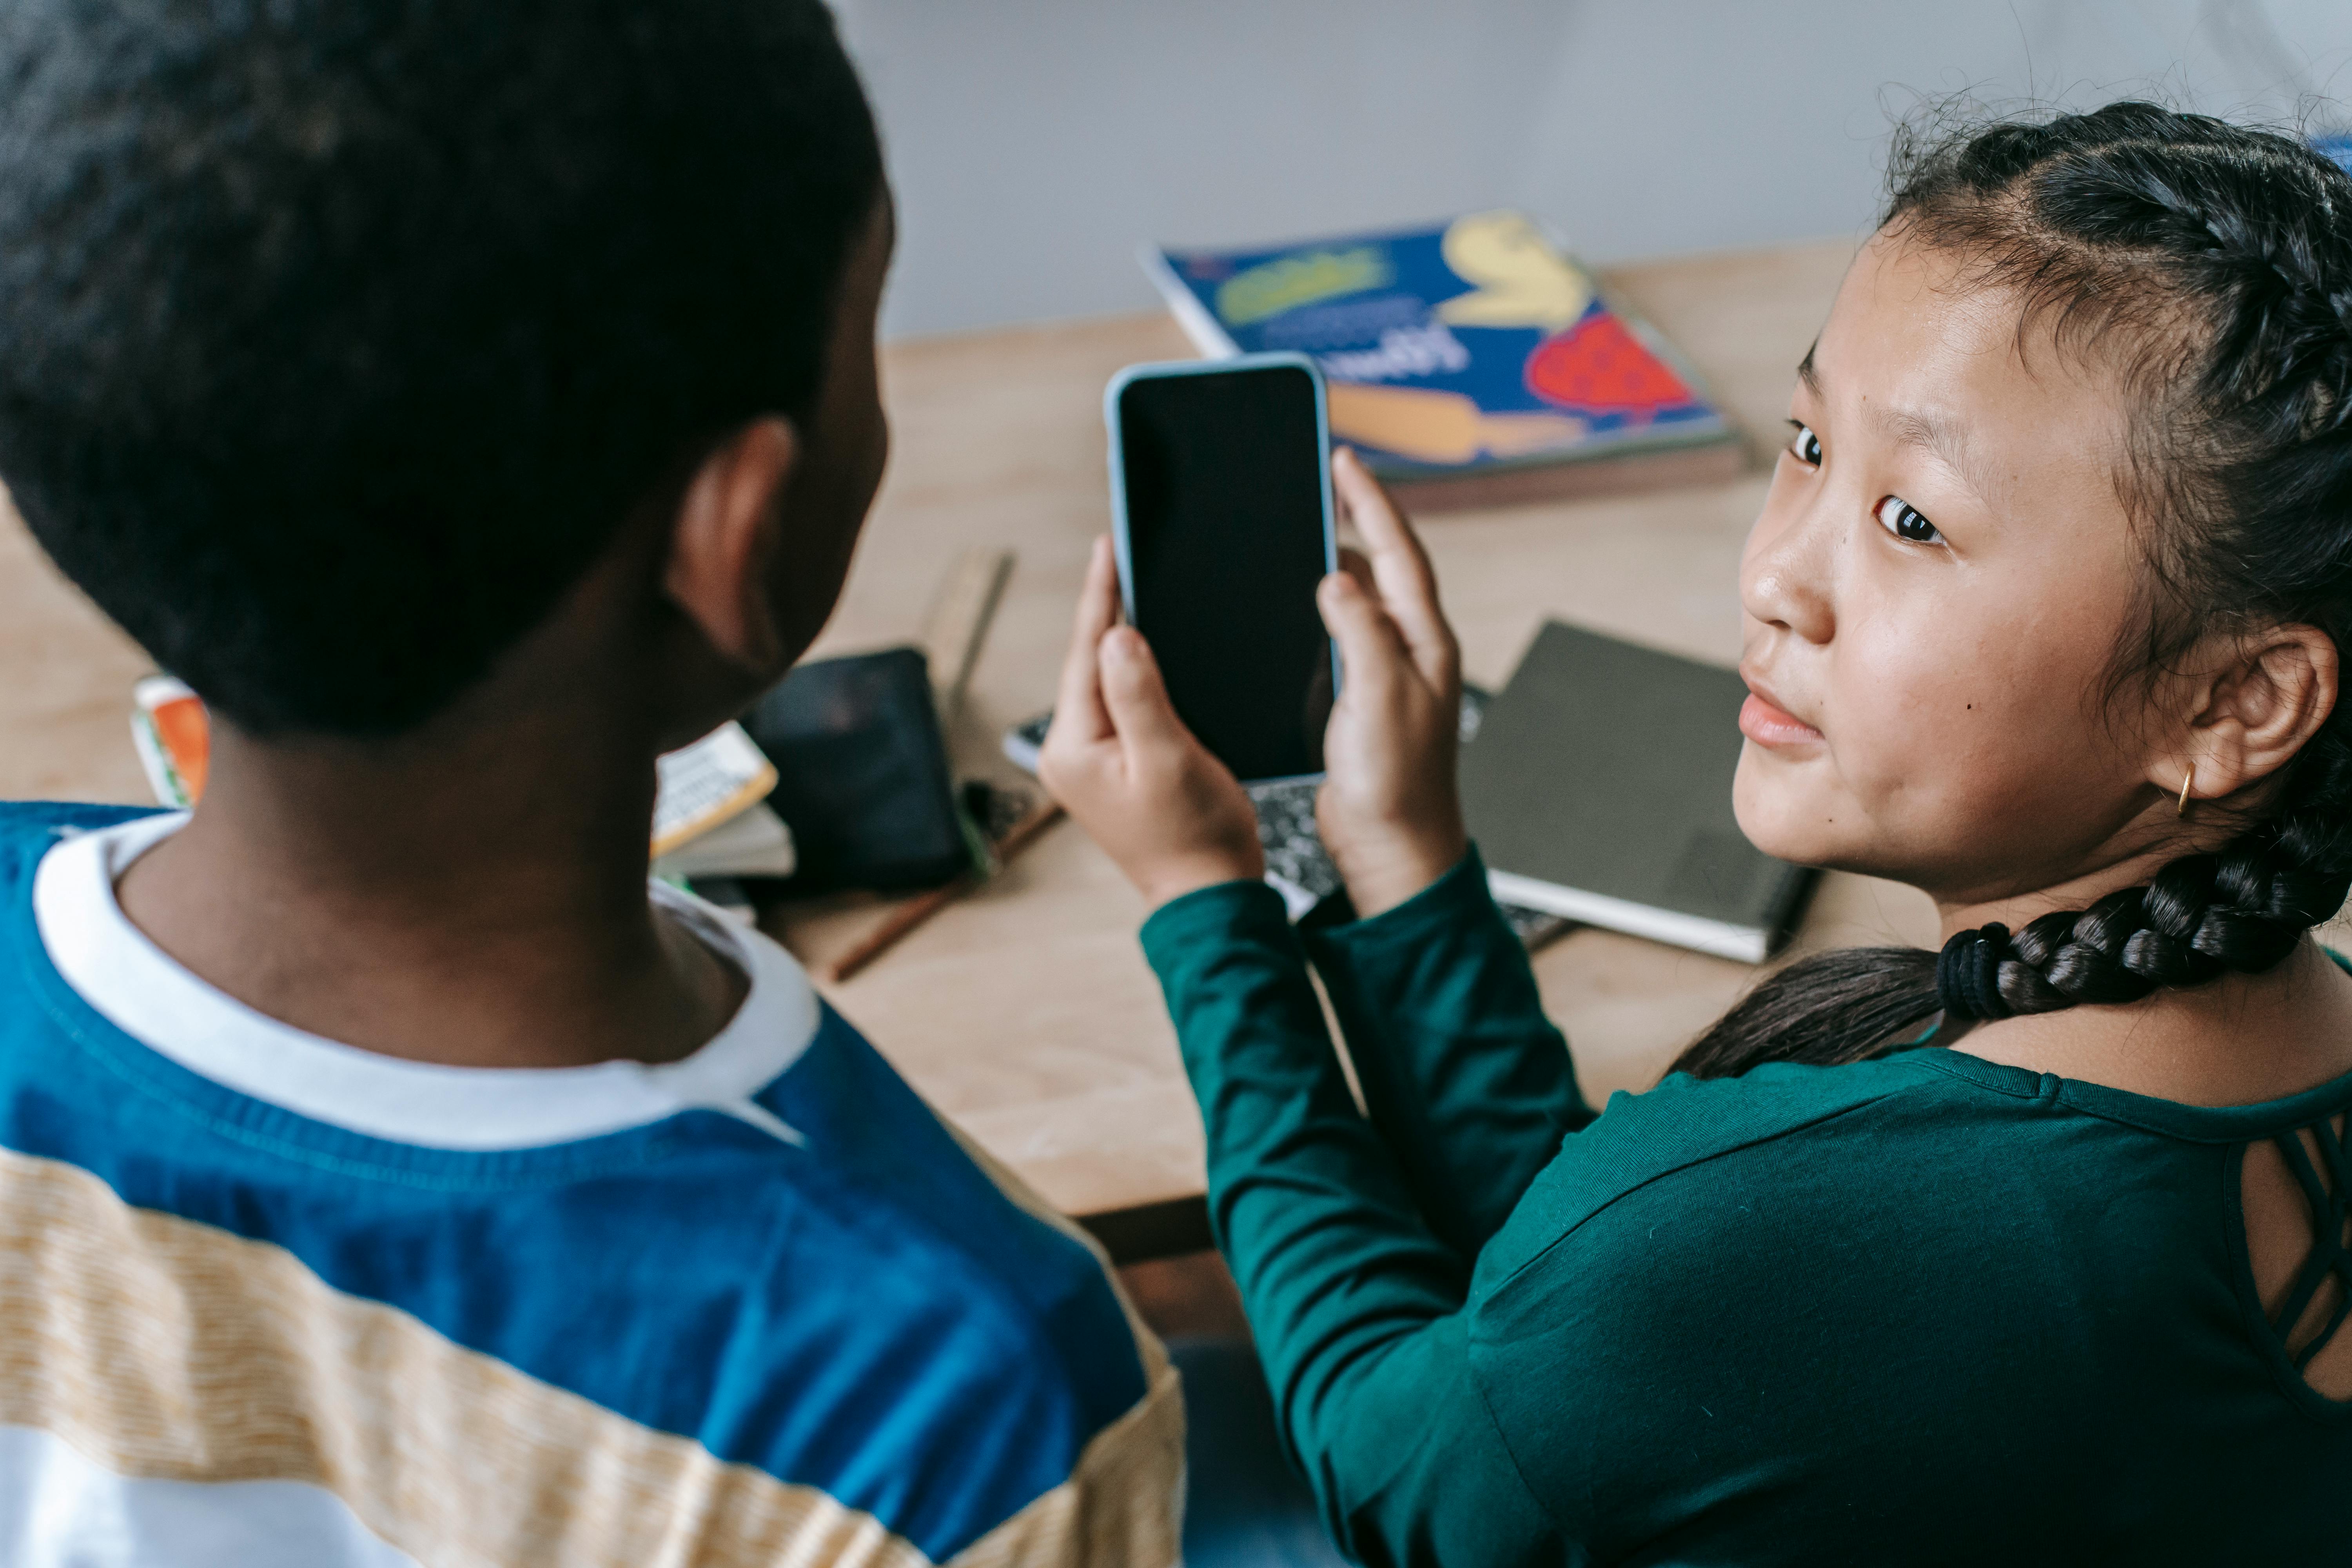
top-left (1881, 402), bottom-right (2004, 512)
top-left (1795, 343), bottom-right (1822, 398)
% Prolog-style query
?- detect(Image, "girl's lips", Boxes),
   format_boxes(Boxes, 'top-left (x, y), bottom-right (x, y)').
top-left (1739, 691), bottom-right (1824, 747)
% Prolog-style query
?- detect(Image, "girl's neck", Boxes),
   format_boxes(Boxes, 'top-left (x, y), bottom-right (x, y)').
top-left (1928, 829), bottom-right (2352, 1106)
top-left (1947, 938), bottom-right (2352, 1106)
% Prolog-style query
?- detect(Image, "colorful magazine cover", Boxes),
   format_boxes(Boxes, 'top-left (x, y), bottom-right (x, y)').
top-left (1144, 211), bottom-right (1733, 486)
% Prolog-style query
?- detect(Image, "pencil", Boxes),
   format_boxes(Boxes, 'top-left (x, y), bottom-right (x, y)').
top-left (822, 800), bottom-right (1065, 984)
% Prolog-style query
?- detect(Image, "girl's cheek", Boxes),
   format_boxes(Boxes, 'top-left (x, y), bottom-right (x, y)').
top-left (1865, 616), bottom-right (2107, 842)
top-left (1826, 619), bottom-right (1949, 803)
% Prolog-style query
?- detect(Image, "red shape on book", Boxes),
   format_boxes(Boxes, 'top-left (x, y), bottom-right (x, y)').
top-left (1524, 314), bottom-right (1691, 419)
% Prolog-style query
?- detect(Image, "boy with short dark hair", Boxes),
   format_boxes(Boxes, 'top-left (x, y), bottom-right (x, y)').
top-left (0, 2), bottom-right (1180, 1561)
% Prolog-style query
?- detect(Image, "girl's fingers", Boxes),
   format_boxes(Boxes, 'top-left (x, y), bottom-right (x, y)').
top-left (1332, 448), bottom-right (1431, 582)
top-left (1333, 448), bottom-right (1455, 682)
top-left (1336, 545), bottom-right (1376, 595)
top-left (1052, 536), bottom-right (1120, 744)
top-left (1317, 569), bottom-right (1410, 700)
top-left (1342, 459), bottom-right (1448, 657)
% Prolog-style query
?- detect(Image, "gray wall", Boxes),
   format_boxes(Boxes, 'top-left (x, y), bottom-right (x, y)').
top-left (834, 0), bottom-right (2352, 339)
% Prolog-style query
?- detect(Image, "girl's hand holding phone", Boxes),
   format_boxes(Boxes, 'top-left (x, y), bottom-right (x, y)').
top-left (1314, 449), bottom-right (1468, 917)
top-left (1040, 537), bottom-right (1266, 909)
top-left (1045, 452), bottom-right (1468, 919)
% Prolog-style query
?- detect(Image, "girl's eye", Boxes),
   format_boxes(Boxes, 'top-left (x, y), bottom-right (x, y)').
top-left (1875, 494), bottom-right (1942, 544)
top-left (1786, 421), bottom-right (1822, 467)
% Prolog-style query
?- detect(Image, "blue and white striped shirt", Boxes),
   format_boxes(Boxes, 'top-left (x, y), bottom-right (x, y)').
top-left (0, 801), bottom-right (1181, 1566)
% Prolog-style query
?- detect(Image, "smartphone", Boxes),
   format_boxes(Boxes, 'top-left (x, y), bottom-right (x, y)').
top-left (1105, 352), bottom-right (1338, 784)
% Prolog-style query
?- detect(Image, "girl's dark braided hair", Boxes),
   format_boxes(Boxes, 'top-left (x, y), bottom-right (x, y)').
top-left (1675, 101), bottom-right (2352, 1080)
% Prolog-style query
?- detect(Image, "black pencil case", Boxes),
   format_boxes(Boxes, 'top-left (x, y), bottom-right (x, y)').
top-left (738, 646), bottom-right (971, 896)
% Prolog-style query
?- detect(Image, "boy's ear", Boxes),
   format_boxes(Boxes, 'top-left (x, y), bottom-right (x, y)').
top-left (2159, 624), bottom-right (2339, 806)
top-left (662, 416), bottom-right (800, 675)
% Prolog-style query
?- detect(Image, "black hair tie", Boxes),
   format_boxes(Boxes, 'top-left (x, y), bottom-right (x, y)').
top-left (1936, 922), bottom-right (2014, 1021)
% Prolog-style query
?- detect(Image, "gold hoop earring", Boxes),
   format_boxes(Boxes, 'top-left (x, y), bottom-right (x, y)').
top-left (2176, 768), bottom-right (2195, 818)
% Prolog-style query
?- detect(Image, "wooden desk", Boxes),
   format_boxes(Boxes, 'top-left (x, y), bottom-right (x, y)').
top-left (0, 236), bottom-right (1945, 1255)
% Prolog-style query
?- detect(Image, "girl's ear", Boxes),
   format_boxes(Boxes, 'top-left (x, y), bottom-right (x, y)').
top-left (2162, 625), bottom-right (2339, 807)
top-left (661, 416), bottom-right (800, 677)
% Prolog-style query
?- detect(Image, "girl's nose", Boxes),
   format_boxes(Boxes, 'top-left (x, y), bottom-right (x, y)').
top-left (1740, 503), bottom-right (1836, 647)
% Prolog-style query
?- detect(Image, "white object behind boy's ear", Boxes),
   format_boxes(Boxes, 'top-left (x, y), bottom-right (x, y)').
top-left (652, 722), bottom-right (778, 857)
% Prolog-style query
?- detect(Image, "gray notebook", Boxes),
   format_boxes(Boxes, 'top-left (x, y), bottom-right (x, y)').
top-left (1460, 620), bottom-right (1815, 963)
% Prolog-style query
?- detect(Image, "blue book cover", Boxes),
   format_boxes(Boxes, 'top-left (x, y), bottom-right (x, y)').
top-left (1144, 212), bottom-right (1734, 490)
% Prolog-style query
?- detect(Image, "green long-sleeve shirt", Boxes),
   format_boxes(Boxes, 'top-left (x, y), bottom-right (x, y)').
top-left (1140, 849), bottom-right (2352, 1566)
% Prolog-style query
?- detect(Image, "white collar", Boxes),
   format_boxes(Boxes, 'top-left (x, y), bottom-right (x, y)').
top-left (31, 813), bottom-right (819, 1151)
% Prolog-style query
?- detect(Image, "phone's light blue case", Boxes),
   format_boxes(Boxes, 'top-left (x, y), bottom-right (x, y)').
top-left (1101, 351), bottom-right (1341, 786)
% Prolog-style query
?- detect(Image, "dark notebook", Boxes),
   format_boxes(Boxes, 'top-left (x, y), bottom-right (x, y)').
top-left (1460, 620), bottom-right (1814, 962)
top-left (739, 647), bottom-right (971, 897)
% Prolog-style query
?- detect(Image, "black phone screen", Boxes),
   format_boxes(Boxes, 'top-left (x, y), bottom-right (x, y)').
top-left (1117, 362), bottom-right (1334, 782)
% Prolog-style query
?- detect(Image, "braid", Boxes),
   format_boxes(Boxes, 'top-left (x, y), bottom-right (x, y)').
top-left (1675, 102), bottom-right (2352, 1081)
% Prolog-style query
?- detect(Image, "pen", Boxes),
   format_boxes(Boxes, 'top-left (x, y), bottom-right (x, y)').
top-left (822, 799), bottom-right (1064, 984)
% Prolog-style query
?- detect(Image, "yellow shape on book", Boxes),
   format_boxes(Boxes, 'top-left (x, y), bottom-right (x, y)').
top-left (1433, 211), bottom-right (1593, 333)
top-left (1327, 381), bottom-right (1587, 466)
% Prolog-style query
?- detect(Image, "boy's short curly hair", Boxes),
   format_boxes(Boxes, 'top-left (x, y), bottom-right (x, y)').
top-left (0, 0), bottom-right (883, 735)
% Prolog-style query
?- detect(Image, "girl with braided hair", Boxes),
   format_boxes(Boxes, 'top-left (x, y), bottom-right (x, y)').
top-left (1045, 102), bottom-right (2352, 1561)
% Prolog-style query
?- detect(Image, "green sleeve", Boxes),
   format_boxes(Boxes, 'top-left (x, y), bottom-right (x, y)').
top-left (1298, 846), bottom-right (1592, 1260)
top-left (1141, 881), bottom-right (1561, 1565)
